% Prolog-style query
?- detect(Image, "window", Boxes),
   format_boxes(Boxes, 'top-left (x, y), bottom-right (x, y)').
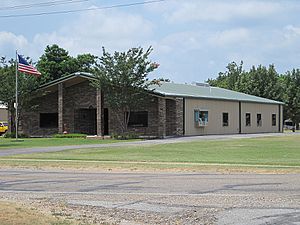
top-left (40, 113), bottom-right (58, 128)
top-left (272, 114), bottom-right (276, 126)
top-left (246, 113), bottom-right (251, 126)
top-left (128, 111), bottom-right (148, 127)
top-left (257, 114), bottom-right (262, 127)
top-left (194, 110), bottom-right (208, 127)
top-left (222, 112), bottom-right (229, 127)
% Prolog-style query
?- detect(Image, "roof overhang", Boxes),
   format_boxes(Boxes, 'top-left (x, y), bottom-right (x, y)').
top-left (38, 72), bottom-right (95, 92)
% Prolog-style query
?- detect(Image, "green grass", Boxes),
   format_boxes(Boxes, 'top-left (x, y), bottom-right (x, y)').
top-left (0, 137), bottom-right (135, 150)
top-left (4, 136), bottom-right (300, 167)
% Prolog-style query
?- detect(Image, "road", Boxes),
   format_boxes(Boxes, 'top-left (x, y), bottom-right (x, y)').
top-left (0, 169), bottom-right (299, 224)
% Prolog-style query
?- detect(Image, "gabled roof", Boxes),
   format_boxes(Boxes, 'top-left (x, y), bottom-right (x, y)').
top-left (39, 72), bottom-right (95, 90)
top-left (39, 72), bottom-right (284, 105)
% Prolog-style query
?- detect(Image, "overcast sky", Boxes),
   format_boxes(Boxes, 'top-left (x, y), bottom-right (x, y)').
top-left (1, 0), bottom-right (300, 83)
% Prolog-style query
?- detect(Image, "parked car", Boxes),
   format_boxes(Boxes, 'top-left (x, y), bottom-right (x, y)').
top-left (0, 121), bottom-right (8, 135)
top-left (284, 119), bottom-right (296, 132)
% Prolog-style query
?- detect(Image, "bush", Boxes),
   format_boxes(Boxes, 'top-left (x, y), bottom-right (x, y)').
top-left (3, 132), bottom-right (29, 138)
top-left (52, 133), bottom-right (87, 138)
top-left (111, 132), bottom-right (139, 140)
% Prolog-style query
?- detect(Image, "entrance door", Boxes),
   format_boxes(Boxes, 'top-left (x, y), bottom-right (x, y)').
top-left (104, 108), bottom-right (109, 135)
top-left (77, 108), bottom-right (97, 135)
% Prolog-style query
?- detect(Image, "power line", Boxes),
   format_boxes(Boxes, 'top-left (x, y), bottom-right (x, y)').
top-left (0, 0), bottom-right (166, 18)
top-left (0, 0), bottom-right (89, 11)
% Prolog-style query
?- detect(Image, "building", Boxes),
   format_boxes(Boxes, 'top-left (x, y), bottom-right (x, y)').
top-left (0, 103), bottom-right (8, 122)
top-left (18, 72), bottom-right (284, 137)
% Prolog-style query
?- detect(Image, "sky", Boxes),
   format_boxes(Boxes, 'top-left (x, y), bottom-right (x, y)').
top-left (1, 0), bottom-right (300, 83)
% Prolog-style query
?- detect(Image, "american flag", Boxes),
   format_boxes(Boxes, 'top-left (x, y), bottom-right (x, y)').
top-left (18, 54), bottom-right (41, 76)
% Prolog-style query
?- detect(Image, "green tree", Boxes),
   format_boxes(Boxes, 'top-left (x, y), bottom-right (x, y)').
top-left (0, 57), bottom-right (39, 133)
top-left (208, 62), bottom-right (283, 102)
top-left (283, 69), bottom-right (300, 129)
top-left (207, 61), bottom-right (244, 91)
top-left (37, 44), bottom-right (97, 84)
top-left (91, 46), bottom-right (159, 134)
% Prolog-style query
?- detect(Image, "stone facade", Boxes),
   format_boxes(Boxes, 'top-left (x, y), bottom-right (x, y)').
top-left (19, 79), bottom-right (184, 137)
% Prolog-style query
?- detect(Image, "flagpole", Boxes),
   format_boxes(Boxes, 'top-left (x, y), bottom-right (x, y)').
top-left (15, 50), bottom-right (18, 140)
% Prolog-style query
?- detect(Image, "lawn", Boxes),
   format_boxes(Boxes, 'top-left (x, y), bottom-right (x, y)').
top-left (0, 137), bottom-right (135, 150)
top-left (3, 135), bottom-right (300, 167)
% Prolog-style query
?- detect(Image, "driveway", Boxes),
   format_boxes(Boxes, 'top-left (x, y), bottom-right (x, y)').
top-left (0, 169), bottom-right (299, 224)
top-left (1, 132), bottom-right (299, 157)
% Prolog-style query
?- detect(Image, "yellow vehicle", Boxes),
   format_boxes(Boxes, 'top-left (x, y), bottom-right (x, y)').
top-left (0, 121), bottom-right (8, 135)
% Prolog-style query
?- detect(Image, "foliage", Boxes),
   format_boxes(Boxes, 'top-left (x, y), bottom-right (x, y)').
top-left (0, 57), bottom-right (40, 133)
top-left (37, 44), bottom-right (97, 84)
top-left (282, 69), bottom-right (300, 128)
top-left (52, 133), bottom-right (87, 138)
top-left (3, 132), bottom-right (29, 138)
top-left (111, 132), bottom-right (140, 140)
top-left (92, 46), bottom-right (159, 134)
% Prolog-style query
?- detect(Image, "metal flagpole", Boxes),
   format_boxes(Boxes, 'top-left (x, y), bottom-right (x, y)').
top-left (15, 50), bottom-right (18, 140)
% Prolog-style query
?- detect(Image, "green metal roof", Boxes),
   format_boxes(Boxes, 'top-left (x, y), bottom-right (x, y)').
top-left (39, 72), bottom-right (283, 105)
top-left (150, 82), bottom-right (284, 105)
top-left (39, 72), bottom-right (95, 89)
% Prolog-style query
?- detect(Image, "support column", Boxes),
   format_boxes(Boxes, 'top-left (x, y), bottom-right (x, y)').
top-left (58, 83), bottom-right (64, 134)
top-left (158, 98), bottom-right (166, 138)
top-left (175, 98), bottom-right (184, 136)
top-left (96, 89), bottom-right (103, 136)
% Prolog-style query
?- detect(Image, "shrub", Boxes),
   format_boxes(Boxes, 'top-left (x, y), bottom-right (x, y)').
top-left (53, 133), bottom-right (87, 138)
top-left (3, 132), bottom-right (29, 138)
top-left (112, 132), bottom-right (139, 140)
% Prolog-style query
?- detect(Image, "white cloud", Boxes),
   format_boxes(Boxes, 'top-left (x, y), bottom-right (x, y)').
top-left (165, 0), bottom-right (282, 23)
top-left (28, 9), bottom-right (154, 57)
top-left (210, 28), bottom-right (251, 47)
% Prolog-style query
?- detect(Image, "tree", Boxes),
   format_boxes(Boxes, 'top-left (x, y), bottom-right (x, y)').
top-left (207, 61), bottom-right (244, 91)
top-left (91, 46), bottom-right (159, 134)
top-left (37, 44), bottom-right (97, 84)
top-left (0, 57), bottom-right (39, 134)
top-left (283, 69), bottom-right (300, 129)
top-left (207, 62), bottom-right (283, 102)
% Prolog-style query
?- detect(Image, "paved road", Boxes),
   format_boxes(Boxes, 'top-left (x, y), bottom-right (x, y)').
top-left (1, 132), bottom-right (299, 157)
top-left (0, 169), bottom-right (299, 224)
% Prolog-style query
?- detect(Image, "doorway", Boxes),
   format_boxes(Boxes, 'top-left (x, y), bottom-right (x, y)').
top-left (77, 108), bottom-right (97, 135)
top-left (104, 108), bottom-right (109, 135)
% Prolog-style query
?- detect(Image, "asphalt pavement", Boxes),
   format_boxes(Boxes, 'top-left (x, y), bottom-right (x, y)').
top-left (0, 169), bottom-right (299, 224)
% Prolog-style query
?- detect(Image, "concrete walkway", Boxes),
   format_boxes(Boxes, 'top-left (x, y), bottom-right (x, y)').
top-left (0, 132), bottom-right (299, 157)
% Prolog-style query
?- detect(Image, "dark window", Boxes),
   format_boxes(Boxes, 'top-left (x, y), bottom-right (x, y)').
top-left (257, 114), bottom-right (262, 127)
top-left (40, 113), bottom-right (58, 128)
top-left (128, 111), bottom-right (148, 127)
top-left (246, 113), bottom-right (251, 126)
top-left (272, 114), bottom-right (276, 126)
top-left (222, 112), bottom-right (229, 126)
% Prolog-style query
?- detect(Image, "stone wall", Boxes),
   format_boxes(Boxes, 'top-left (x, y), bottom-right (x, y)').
top-left (166, 98), bottom-right (184, 136)
top-left (63, 81), bottom-right (97, 134)
top-left (107, 96), bottom-right (160, 136)
top-left (20, 80), bottom-right (185, 137)
top-left (21, 91), bottom-right (59, 136)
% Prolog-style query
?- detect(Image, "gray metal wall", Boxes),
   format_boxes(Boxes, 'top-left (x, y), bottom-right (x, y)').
top-left (184, 98), bottom-right (282, 135)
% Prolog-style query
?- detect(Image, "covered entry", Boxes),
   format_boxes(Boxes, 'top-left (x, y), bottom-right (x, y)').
top-left (75, 108), bottom-right (97, 135)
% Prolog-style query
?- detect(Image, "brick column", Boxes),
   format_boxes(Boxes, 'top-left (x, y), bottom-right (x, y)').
top-left (58, 83), bottom-right (64, 134)
top-left (96, 89), bottom-right (103, 136)
top-left (158, 98), bottom-right (166, 138)
top-left (175, 98), bottom-right (184, 136)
